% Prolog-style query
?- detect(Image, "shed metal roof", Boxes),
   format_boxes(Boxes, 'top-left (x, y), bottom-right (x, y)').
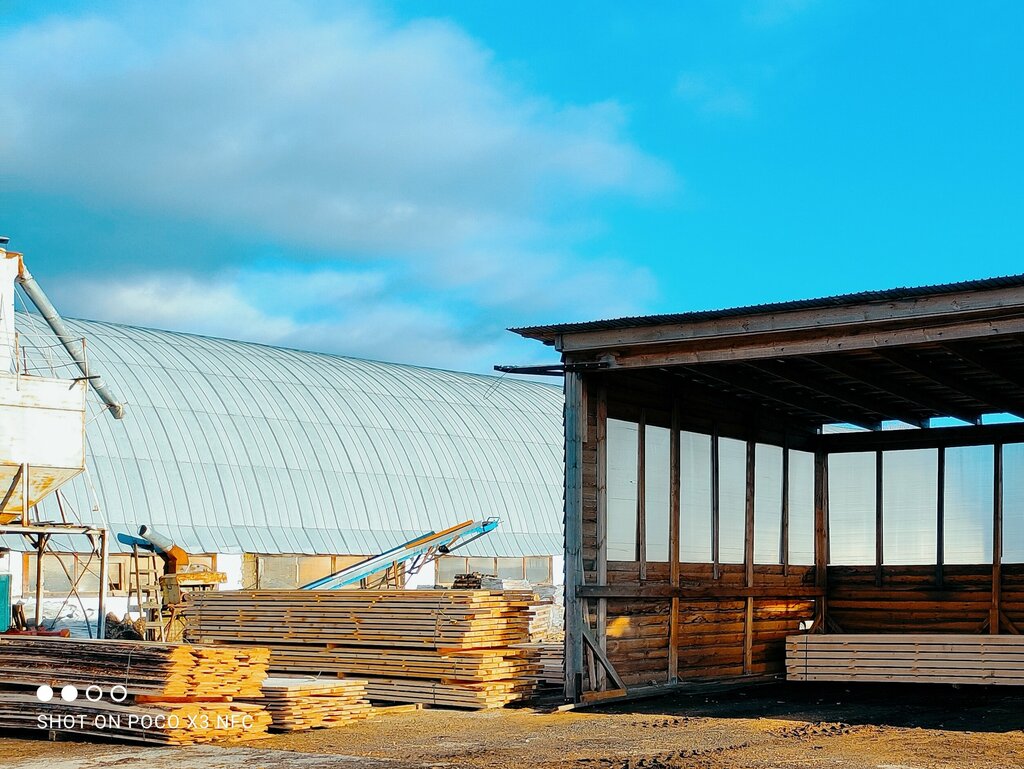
top-left (17, 313), bottom-right (564, 557)
top-left (513, 273), bottom-right (1024, 343)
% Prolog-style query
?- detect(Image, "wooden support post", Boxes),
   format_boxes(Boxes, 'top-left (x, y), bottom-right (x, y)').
top-left (668, 400), bottom-right (681, 683)
top-left (711, 426), bottom-right (721, 581)
top-left (874, 450), bottom-right (884, 588)
top-left (595, 386), bottom-right (609, 690)
top-left (813, 450), bottom-right (828, 632)
top-left (636, 409), bottom-right (647, 580)
top-left (936, 446), bottom-right (945, 589)
top-left (743, 439), bottom-right (756, 674)
top-left (991, 443), bottom-right (1003, 635)
top-left (563, 372), bottom-right (586, 700)
top-left (780, 440), bottom-right (790, 576)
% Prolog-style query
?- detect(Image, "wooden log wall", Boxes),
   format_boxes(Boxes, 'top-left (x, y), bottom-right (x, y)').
top-left (828, 564), bottom-right (1024, 634)
top-left (601, 562), bottom-right (816, 684)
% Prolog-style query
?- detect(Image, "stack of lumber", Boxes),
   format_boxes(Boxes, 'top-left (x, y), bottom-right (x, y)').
top-left (0, 636), bottom-right (272, 744)
top-left (184, 590), bottom-right (541, 708)
top-left (452, 573), bottom-right (484, 588)
top-left (511, 642), bottom-right (563, 686)
top-left (0, 636), bottom-right (269, 697)
top-left (786, 633), bottom-right (1024, 686)
top-left (241, 676), bottom-right (372, 731)
top-left (481, 576), bottom-right (531, 590)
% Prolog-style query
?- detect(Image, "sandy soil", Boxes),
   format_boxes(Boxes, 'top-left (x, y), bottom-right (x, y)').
top-left (1, 682), bottom-right (1022, 769)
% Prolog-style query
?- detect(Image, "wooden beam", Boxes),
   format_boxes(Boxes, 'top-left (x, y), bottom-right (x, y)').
top-left (563, 372), bottom-right (585, 701)
top-left (815, 421), bottom-right (1024, 454)
top-left (992, 443), bottom-right (1003, 635)
top-left (874, 450), bottom-right (884, 588)
top-left (668, 400), bottom-right (681, 683)
top-left (578, 584), bottom-right (826, 599)
top-left (743, 440), bottom-right (755, 675)
top-left (814, 356), bottom-right (982, 425)
top-left (578, 315), bottom-right (1024, 368)
top-left (688, 366), bottom-right (881, 430)
top-left (595, 386), bottom-right (609, 691)
top-left (748, 359), bottom-right (928, 428)
top-left (636, 409), bottom-right (647, 580)
top-left (555, 286), bottom-right (1024, 353)
top-left (876, 348), bottom-right (1024, 420)
top-left (780, 441), bottom-right (790, 576)
top-left (936, 446), bottom-right (945, 588)
top-left (813, 450), bottom-right (829, 632)
top-left (711, 426), bottom-right (721, 581)
top-left (943, 341), bottom-right (1024, 389)
top-left (581, 624), bottom-right (627, 691)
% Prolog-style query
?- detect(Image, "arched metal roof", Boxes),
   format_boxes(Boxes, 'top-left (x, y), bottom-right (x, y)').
top-left (18, 312), bottom-right (564, 557)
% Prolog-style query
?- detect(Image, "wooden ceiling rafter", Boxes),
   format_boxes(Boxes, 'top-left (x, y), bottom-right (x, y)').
top-left (742, 358), bottom-right (930, 429)
top-left (812, 354), bottom-right (984, 425)
top-left (874, 348), bottom-right (1024, 421)
top-left (682, 364), bottom-right (882, 431)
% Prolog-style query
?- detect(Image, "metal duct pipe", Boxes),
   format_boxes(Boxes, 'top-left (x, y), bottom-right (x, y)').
top-left (16, 262), bottom-right (125, 419)
top-left (138, 525), bottom-right (189, 571)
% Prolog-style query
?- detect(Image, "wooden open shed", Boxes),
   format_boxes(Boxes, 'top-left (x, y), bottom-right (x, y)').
top-left (512, 275), bottom-right (1024, 702)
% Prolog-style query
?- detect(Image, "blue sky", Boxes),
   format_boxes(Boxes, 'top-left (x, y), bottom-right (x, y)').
top-left (2, 1), bottom-right (1023, 372)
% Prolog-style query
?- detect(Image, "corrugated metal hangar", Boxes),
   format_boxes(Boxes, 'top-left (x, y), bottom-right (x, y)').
top-left (6, 312), bottom-right (564, 596)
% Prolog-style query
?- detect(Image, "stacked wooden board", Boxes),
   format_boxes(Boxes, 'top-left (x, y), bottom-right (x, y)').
top-left (0, 636), bottom-right (269, 697)
top-left (241, 676), bottom-right (372, 731)
top-left (184, 590), bottom-right (540, 708)
top-left (786, 633), bottom-right (1024, 686)
top-left (511, 642), bottom-right (563, 686)
top-left (0, 637), bottom-right (273, 744)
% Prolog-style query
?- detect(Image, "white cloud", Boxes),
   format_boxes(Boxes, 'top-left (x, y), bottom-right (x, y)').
top-left (1, 3), bottom-right (669, 372)
top-left (47, 266), bottom-right (544, 372)
top-left (0, 5), bottom-right (668, 256)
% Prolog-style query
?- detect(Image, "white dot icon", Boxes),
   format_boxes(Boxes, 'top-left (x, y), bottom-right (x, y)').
top-left (36, 685), bottom-right (53, 702)
top-left (60, 685), bottom-right (79, 702)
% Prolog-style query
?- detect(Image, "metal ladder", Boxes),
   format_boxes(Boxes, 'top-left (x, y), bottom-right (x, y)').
top-left (127, 545), bottom-right (166, 641)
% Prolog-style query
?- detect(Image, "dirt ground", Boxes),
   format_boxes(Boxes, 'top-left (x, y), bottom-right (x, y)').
top-left (1, 682), bottom-right (1022, 769)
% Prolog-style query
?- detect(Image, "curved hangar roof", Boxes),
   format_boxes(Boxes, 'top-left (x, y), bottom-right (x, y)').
top-left (20, 313), bottom-right (564, 557)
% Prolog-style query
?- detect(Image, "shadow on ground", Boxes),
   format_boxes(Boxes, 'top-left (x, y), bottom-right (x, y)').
top-left (596, 680), bottom-right (1024, 733)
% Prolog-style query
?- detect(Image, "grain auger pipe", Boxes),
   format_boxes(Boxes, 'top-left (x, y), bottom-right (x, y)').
top-left (2, 239), bottom-right (126, 419)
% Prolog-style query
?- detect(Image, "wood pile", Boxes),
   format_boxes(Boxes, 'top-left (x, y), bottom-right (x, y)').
top-left (0, 636), bottom-right (269, 697)
top-left (0, 636), bottom-right (273, 744)
top-left (184, 590), bottom-right (541, 708)
top-left (511, 642), bottom-right (563, 687)
top-left (241, 676), bottom-right (372, 731)
top-left (787, 633), bottom-right (1024, 686)
top-left (451, 573), bottom-right (484, 588)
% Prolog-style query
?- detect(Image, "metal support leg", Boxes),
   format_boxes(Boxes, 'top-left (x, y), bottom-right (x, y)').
top-left (97, 530), bottom-right (108, 639)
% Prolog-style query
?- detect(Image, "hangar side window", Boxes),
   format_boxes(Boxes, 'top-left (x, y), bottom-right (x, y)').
top-left (436, 556), bottom-right (553, 586)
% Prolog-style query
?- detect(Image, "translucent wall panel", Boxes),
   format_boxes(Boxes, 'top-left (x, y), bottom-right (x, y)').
top-left (944, 445), bottom-right (993, 564)
top-left (607, 418), bottom-right (638, 560)
top-left (718, 437), bottom-right (746, 564)
top-left (681, 431), bottom-right (712, 561)
top-left (753, 443), bottom-right (783, 564)
top-left (645, 424), bottom-right (671, 561)
top-left (1004, 443), bottom-right (1024, 563)
top-left (828, 452), bottom-right (875, 565)
top-left (883, 449), bottom-right (938, 565)
top-left (789, 450), bottom-right (815, 565)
